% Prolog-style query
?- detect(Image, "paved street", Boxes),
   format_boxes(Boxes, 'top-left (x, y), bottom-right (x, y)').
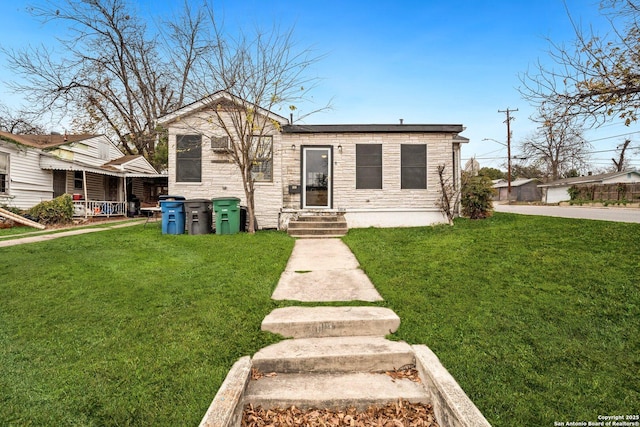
top-left (494, 203), bottom-right (640, 223)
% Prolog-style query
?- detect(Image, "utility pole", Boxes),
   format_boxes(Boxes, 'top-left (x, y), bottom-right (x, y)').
top-left (498, 108), bottom-right (517, 199)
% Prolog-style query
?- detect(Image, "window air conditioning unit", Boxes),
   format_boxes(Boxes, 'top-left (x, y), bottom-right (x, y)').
top-left (211, 136), bottom-right (230, 152)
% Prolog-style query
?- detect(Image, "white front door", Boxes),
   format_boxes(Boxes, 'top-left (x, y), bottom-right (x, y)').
top-left (302, 147), bottom-right (332, 209)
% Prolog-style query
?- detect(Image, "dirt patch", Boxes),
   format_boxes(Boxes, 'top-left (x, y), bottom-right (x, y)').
top-left (242, 400), bottom-right (439, 426)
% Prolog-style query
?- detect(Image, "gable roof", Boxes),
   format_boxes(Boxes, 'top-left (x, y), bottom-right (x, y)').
top-left (0, 131), bottom-right (98, 149)
top-left (157, 91), bottom-right (290, 126)
top-left (282, 124), bottom-right (465, 134)
top-left (538, 169), bottom-right (640, 187)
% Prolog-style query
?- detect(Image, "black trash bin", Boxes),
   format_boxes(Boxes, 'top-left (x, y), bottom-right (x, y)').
top-left (184, 199), bottom-right (213, 235)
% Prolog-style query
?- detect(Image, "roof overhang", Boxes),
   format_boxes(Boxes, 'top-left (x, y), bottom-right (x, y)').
top-left (39, 154), bottom-right (164, 178)
top-left (282, 124), bottom-right (465, 134)
top-left (157, 91), bottom-right (290, 127)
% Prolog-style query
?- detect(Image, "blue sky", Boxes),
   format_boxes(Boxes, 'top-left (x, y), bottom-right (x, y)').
top-left (2, 0), bottom-right (638, 170)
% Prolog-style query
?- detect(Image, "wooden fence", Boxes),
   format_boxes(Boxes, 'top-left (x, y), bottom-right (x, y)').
top-left (571, 183), bottom-right (640, 202)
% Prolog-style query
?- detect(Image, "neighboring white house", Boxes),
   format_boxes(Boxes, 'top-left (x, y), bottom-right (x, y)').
top-left (0, 131), bottom-right (165, 216)
top-left (157, 91), bottom-right (468, 230)
top-left (538, 169), bottom-right (640, 203)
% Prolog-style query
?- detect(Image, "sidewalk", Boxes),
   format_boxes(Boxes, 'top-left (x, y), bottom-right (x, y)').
top-left (0, 219), bottom-right (144, 248)
top-left (271, 238), bottom-right (383, 302)
top-left (199, 237), bottom-right (492, 427)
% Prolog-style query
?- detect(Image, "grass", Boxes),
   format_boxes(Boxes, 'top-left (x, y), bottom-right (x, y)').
top-left (342, 213), bottom-right (640, 426)
top-left (0, 223), bottom-right (294, 426)
top-left (2, 214), bottom-right (639, 426)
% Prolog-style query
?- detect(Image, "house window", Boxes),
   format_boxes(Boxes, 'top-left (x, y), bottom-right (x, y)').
top-left (356, 144), bottom-right (382, 189)
top-left (176, 134), bottom-right (202, 182)
top-left (401, 144), bottom-right (427, 189)
top-left (250, 135), bottom-right (273, 182)
top-left (74, 171), bottom-right (84, 190)
top-left (0, 152), bottom-right (8, 194)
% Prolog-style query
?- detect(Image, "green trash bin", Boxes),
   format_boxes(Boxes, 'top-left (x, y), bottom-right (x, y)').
top-left (212, 197), bottom-right (241, 234)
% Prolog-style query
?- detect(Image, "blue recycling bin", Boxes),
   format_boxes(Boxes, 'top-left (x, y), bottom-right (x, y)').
top-left (160, 196), bottom-right (186, 235)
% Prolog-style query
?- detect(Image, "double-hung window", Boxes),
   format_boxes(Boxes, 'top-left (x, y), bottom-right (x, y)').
top-left (0, 152), bottom-right (8, 194)
top-left (176, 135), bottom-right (202, 182)
top-left (356, 144), bottom-right (382, 189)
top-left (250, 135), bottom-right (273, 182)
top-left (401, 144), bottom-right (427, 189)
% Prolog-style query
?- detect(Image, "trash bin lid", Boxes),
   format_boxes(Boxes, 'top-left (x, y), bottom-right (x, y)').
top-left (212, 197), bottom-right (241, 202)
top-left (159, 195), bottom-right (186, 201)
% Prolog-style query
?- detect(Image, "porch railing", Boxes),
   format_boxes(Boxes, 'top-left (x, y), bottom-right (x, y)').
top-left (73, 201), bottom-right (127, 218)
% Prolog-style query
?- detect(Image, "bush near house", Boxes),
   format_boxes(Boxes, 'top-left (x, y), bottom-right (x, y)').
top-left (461, 175), bottom-right (495, 219)
top-left (28, 194), bottom-right (74, 225)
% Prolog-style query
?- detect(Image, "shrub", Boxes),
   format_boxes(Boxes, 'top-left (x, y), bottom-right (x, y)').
top-left (29, 194), bottom-right (74, 225)
top-left (568, 185), bottom-right (580, 201)
top-left (461, 175), bottom-right (495, 219)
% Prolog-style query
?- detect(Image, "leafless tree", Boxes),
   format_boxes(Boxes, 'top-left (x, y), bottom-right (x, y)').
top-left (3, 0), bottom-right (208, 170)
top-left (612, 138), bottom-right (632, 170)
top-left (192, 9), bottom-right (328, 233)
top-left (519, 1), bottom-right (640, 128)
top-left (436, 164), bottom-right (460, 225)
top-left (520, 110), bottom-right (592, 181)
top-left (0, 103), bottom-right (46, 134)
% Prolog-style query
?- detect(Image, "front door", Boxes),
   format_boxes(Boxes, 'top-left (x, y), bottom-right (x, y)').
top-left (302, 147), bottom-right (332, 209)
top-left (53, 171), bottom-right (66, 198)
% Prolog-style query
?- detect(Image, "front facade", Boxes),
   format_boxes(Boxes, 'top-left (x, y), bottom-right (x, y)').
top-left (159, 92), bottom-right (467, 229)
top-left (0, 132), bottom-right (164, 216)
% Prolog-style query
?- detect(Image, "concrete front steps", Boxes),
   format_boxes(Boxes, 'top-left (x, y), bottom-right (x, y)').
top-left (199, 306), bottom-right (492, 427)
top-left (287, 214), bottom-right (348, 238)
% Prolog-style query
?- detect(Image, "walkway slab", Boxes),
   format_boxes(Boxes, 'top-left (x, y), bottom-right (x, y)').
top-left (261, 306), bottom-right (400, 338)
top-left (271, 238), bottom-right (383, 302)
top-left (252, 336), bottom-right (414, 373)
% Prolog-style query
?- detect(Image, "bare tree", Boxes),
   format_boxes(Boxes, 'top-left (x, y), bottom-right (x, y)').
top-left (3, 0), bottom-right (208, 170)
top-left (0, 102), bottom-right (46, 134)
top-left (520, 111), bottom-right (592, 180)
top-left (519, 1), bottom-right (640, 127)
top-left (192, 10), bottom-right (327, 233)
top-left (612, 138), bottom-right (632, 171)
top-left (436, 164), bottom-right (460, 225)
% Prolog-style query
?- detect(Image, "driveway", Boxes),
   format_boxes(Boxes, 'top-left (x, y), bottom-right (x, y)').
top-left (493, 203), bottom-right (640, 223)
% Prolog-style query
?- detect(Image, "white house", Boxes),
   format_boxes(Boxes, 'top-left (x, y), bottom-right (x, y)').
top-left (538, 169), bottom-right (640, 203)
top-left (0, 131), bottom-right (165, 216)
top-left (157, 92), bottom-right (467, 230)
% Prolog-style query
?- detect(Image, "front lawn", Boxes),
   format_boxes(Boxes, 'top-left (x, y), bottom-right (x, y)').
top-left (0, 224), bottom-right (294, 426)
top-left (2, 214), bottom-right (638, 426)
top-left (343, 213), bottom-right (640, 426)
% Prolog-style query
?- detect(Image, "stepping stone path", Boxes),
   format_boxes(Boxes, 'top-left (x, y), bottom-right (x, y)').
top-left (199, 239), bottom-right (491, 427)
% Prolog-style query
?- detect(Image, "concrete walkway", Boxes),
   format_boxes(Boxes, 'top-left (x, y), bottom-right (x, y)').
top-left (200, 237), bottom-right (491, 427)
top-left (271, 238), bottom-right (383, 302)
top-left (0, 220), bottom-right (144, 248)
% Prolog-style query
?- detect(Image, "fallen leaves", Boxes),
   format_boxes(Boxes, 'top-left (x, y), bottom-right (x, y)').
top-left (242, 400), bottom-right (439, 427)
top-left (251, 368), bottom-right (278, 380)
top-left (385, 365), bottom-right (421, 383)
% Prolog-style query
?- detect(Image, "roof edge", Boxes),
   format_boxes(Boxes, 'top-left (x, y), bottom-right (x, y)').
top-left (282, 124), bottom-right (464, 134)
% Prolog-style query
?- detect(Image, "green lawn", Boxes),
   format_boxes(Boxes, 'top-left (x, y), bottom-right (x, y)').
top-left (0, 223), bottom-right (294, 426)
top-left (343, 213), bottom-right (640, 426)
top-left (1, 214), bottom-right (638, 426)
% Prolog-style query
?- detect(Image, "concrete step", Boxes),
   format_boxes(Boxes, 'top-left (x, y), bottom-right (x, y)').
top-left (290, 233), bottom-right (348, 239)
top-left (295, 215), bottom-right (345, 222)
top-left (288, 227), bottom-right (348, 237)
top-left (262, 306), bottom-right (400, 338)
top-left (252, 336), bottom-right (415, 373)
top-left (243, 372), bottom-right (429, 411)
top-left (288, 221), bottom-right (348, 229)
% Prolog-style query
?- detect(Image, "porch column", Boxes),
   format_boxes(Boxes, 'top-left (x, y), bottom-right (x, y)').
top-left (83, 170), bottom-right (88, 218)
